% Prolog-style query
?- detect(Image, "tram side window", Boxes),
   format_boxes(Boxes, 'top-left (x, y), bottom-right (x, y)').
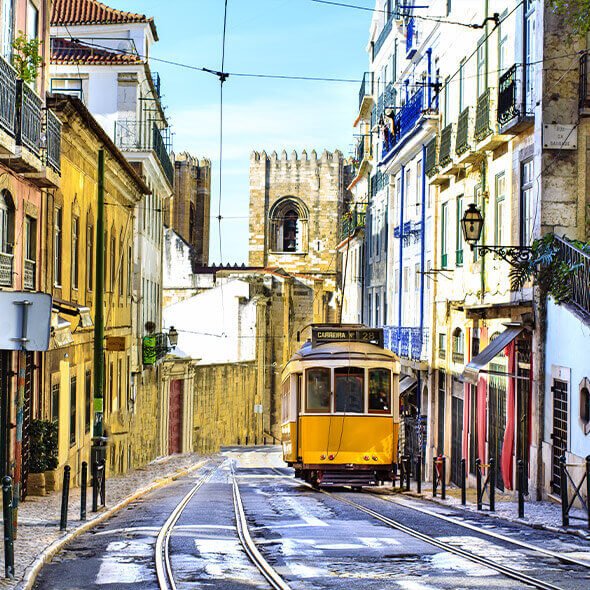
top-left (335, 367), bottom-right (364, 413)
top-left (306, 368), bottom-right (331, 412)
top-left (369, 369), bottom-right (391, 413)
top-left (281, 379), bottom-right (290, 422)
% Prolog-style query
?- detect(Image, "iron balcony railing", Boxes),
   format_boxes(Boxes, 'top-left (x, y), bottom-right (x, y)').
top-left (425, 136), bottom-right (438, 176)
top-left (554, 235), bottom-right (590, 317)
top-left (498, 64), bottom-right (520, 125)
top-left (44, 109), bottom-right (61, 173)
top-left (341, 203), bottom-right (367, 240)
top-left (0, 53), bottom-right (16, 137)
top-left (382, 86), bottom-right (425, 159)
top-left (151, 71), bottom-right (161, 98)
top-left (16, 81), bottom-right (42, 156)
top-left (359, 72), bottom-right (374, 109)
top-left (384, 326), bottom-right (428, 361)
top-left (475, 88), bottom-right (492, 142)
top-left (0, 252), bottom-right (13, 287)
top-left (374, 15), bottom-right (393, 58)
top-left (406, 16), bottom-right (417, 56)
top-left (580, 53), bottom-right (590, 110)
top-left (455, 107), bottom-right (471, 155)
top-left (438, 124), bottom-right (453, 167)
top-left (114, 120), bottom-right (174, 185)
top-left (370, 169), bottom-right (387, 198)
top-left (24, 259), bottom-right (35, 290)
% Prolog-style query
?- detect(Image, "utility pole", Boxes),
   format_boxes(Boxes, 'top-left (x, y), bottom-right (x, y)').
top-left (91, 149), bottom-right (107, 467)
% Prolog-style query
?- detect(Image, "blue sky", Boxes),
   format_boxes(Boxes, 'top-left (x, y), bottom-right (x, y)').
top-left (124, 0), bottom-right (372, 263)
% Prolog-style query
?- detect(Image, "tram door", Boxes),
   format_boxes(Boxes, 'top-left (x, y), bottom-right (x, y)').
top-left (551, 379), bottom-right (568, 496)
top-left (488, 363), bottom-right (506, 491)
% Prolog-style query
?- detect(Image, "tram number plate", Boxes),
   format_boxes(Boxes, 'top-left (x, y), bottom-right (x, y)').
top-left (312, 327), bottom-right (384, 347)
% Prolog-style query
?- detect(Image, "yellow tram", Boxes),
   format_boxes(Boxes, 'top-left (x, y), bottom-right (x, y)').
top-left (281, 325), bottom-right (401, 488)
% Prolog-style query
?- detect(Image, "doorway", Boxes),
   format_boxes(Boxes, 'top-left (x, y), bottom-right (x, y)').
top-left (168, 380), bottom-right (184, 454)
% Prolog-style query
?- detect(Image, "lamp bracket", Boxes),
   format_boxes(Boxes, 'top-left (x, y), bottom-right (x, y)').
top-left (472, 245), bottom-right (532, 267)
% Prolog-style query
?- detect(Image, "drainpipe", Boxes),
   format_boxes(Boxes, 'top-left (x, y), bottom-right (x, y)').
top-left (398, 165), bottom-right (405, 332)
top-left (480, 161), bottom-right (487, 301)
top-left (426, 48), bottom-right (433, 109)
top-left (417, 144), bottom-right (427, 416)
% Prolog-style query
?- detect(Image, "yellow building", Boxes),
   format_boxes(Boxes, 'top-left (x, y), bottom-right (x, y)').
top-left (42, 95), bottom-right (149, 486)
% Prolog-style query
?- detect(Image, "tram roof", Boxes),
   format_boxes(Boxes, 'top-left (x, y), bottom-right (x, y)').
top-left (289, 340), bottom-right (399, 363)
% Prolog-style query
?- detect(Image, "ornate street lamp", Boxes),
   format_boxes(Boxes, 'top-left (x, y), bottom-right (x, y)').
top-left (167, 326), bottom-right (179, 349)
top-left (460, 203), bottom-right (532, 266)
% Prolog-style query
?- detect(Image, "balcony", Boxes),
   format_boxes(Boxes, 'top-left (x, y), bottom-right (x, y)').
top-left (0, 252), bottom-right (13, 286)
top-left (498, 63), bottom-right (534, 133)
top-left (142, 332), bottom-right (169, 366)
top-left (475, 87), bottom-right (512, 152)
top-left (340, 203), bottom-right (367, 240)
top-left (24, 259), bottom-right (35, 290)
top-left (554, 236), bottom-right (590, 318)
top-left (374, 16), bottom-right (393, 58)
top-left (114, 120), bottom-right (174, 186)
top-left (357, 72), bottom-right (374, 121)
top-left (406, 17), bottom-right (417, 58)
top-left (384, 326), bottom-right (428, 361)
top-left (394, 220), bottom-right (421, 245)
top-left (370, 169), bottom-right (387, 198)
top-left (454, 106), bottom-right (479, 165)
top-left (438, 124), bottom-right (453, 168)
top-left (25, 108), bottom-right (61, 188)
top-left (0, 53), bottom-right (17, 153)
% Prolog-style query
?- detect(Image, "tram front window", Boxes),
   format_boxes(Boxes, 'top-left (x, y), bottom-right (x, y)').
top-left (306, 368), bottom-right (330, 412)
top-left (335, 367), bottom-right (364, 413)
top-left (369, 368), bottom-right (391, 413)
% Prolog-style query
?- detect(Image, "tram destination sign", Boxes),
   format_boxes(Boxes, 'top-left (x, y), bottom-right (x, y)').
top-left (312, 327), bottom-right (384, 347)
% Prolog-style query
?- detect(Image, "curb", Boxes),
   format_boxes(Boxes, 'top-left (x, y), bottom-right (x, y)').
top-left (18, 458), bottom-right (209, 590)
top-left (402, 490), bottom-right (590, 541)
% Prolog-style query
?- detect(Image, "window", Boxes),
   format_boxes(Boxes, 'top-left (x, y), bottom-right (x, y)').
top-left (0, 190), bottom-right (13, 255)
top-left (476, 38), bottom-right (487, 97)
top-left (405, 168), bottom-right (412, 220)
top-left (520, 159), bottom-right (534, 246)
top-left (118, 240), bottom-right (124, 297)
top-left (443, 77), bottom-right (450, 126)
top-left (116, 357), bottom-right (122, 412)
top-left (26, 0), bottom-right (38, 40)
top-left (110, 235), bottom-right (116, 291)
top-left (498, 18), bottom-right (508, 74)
top-left (72, 216), bottom-right (79, 289)
top-left (495, 173), bottom-right (506, 245)
top-left (446, 0), bottom-right (452, 16)
top-left (472, 327), bottom-right (480, 357)
top-left (85, 369), bottom-right (91, 433)
top-left (108, 361), bottom-right (113, 414)
top-left (269, 198), bottom-right (308, 253)
top-left (1, 0), bottom-right (14, 60)
top-left (391, 40), bottom-right (398, 83)
top-left (50, 78), bottom-right (83, 100)
top-left (438, 333), bottom-right (447, 359)
top-left (452, 328), bottom-right (464, 363)
top-left (437, 370), bottom-right (446, 454)
top-left (415, 262), bottom-right (421, 291)
top-left (87, 224), bottom-right (94, 291)
top-left (335, 367), bottom-right (364, 413)
top-left (441, 202), bottom-right (448, 268)
top-left (306, 368), bottom-right (330, 412)
top-left (456, 196), bottom-right (463, 266)
top-left (403, 266), bottom-right (409, 292)
top-left (415, 159), bottom-right (423, 214)
top-left (127, 245), bottom-right (132, 297)
top-left (369, 369), bottom-right (391, 413)
top-left (51, 381), bottom-right (59, 423)
top-left (70, 376), bottom-right (77, 446)
top-left (375, 292), bottom-right (380, 326)
top-left (54, 208), bottom-right (62, 286)
top-left (580, 378), bottom-right (590, 434)
top-left (524, 0), bottom-right (536, 114)
top-left (458, 59), bottom-right (466, 111)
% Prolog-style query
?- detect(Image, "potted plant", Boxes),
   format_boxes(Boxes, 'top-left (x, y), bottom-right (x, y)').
top-left (28, 420), bottom-right (59, 495)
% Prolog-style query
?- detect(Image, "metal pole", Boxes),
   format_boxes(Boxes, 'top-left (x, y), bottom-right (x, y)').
top-left (586, 456), bottom-right (590, 530)
top-left (416, 454), bottom-right (422, 494)
top-left (433, 457), bottom-right (438, 497)
top-left (518, 459), bottom-right (525, 518)
top-left (441, 456), bottom-right (446, 500)
top-left (489, 457), bottom-right (495, 512)
top-left (476, 459), bottom-right (482, 510)
top-left (560, 455), bottom-right (569, 527)
top-left (461, 458), bottom-right (466, 506)
top-left (60, 466), bottom-right (71, 530)
top-left (100, 459), bottom-right (106, 507)
top-left (92, 461), bottom-right (98, 513)
top-left (2, 476), bottom-right (14, 578)
top-left (405, 456), bottom-right (410, 491)
top-left (80, 461), bottom-right (87, 521)
top-left (92, 149), bottom-right (107, 468)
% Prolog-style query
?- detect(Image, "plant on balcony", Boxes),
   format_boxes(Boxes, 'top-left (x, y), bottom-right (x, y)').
top-left (551, 1), bottom-right (590, 37)
top-left (510, 233), bottom-right (590, 303)
top-left (11, 32), bottom-right (42, 83)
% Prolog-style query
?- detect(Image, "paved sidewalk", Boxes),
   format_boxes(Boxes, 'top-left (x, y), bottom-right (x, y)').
top-left (398, 481), bottom-right (590, 540)
top-left (0, 453), bottom-right (207, 589)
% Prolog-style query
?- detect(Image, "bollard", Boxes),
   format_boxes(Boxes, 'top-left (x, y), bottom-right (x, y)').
top-left (60, 466), bottom-right (71, 530)
top-left (433, 457), bottom-right (438, 497)
top-left (586, 456), bottom-right (590, 530)
top-left (405, 456), bottom-right (411, 492)
top-left (92, 460), bottom-right (98, 512)
top-left (476, 459), bottom-right (482, 510)
top-left (489, 457), bottom-right (495, 512)
top-left (2, 476), bottom-right (14, 579)
top-left (460, 458), bottom-right (466, 506)
top-left (81, 461), bottom-right (88, 521)
top-left (560, 455), bottom-right (569, 527)
top-left (517, 459), bottom-right (525, 519)
top-left (416, 455), bottom-right (422, 494)
top-left (441, 456), bottom-right (446, 500)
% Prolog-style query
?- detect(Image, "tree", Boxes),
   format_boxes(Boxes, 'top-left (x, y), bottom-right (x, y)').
top-left (550, 0), bottom-right (590, 37)
top-left (12, 32), bottom-right (42, 84)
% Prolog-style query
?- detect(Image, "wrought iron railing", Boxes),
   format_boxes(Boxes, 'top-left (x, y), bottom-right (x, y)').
top-left (498, 64), bottom-right (520, 124)
top-left (452, 350), bottom-right (465, 364)
top-left (0, 53), bottom-right (16, 137)
top-left (554, 235), bottom-right (590, 317)
top-left (341, 203), bottom-right (367, 240)
top-left (359, 72), bottom-right (374, 109)
top-left (382, 87), bottom-right (425, 159)
top-left (455, 107), bottom-right (471, 155)
top-left (142, 332), bottom-right (169, 366)
top-left (580, 53), bottom-right (590, 110)
top-left (16, 81), bottom-right (42, 156)
top-left (425, 136), bottom-right (438, 176)
top-left (374, 15), bottom-right (393, 57)
top-left (114, 120), bottom-right (174, 185)
top-left (0, 252), bottom-right (13, 286)
top-left (384, 326), bottom-right (428, 360)
top-left (438, 124), bottom-right (453, 167)
top-left (44, 109), bottom-right (61, 173)
top-left (24, 259), bottom-right (35, 290)
top-left (370, 169), bottom-right (387, 198)
top-left (475, 88), bottom-right (492, 142)
top-left (438, 347), bottom-right (446, 360)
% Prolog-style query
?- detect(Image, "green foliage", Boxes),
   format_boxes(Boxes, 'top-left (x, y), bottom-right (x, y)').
top-left (510, 233), bottom-right (588, 303)
top-left (11, 32), bottom-right (42, 83)
top-left (29, 420), bottom-right (59, 473)
top-left (550, 0), bottom-right (590, 37)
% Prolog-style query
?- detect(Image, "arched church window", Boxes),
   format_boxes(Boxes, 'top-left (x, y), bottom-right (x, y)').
top-left (269, 197), bottom-right (309, 254)
top-left (283, 209), bottom-right (298, 252)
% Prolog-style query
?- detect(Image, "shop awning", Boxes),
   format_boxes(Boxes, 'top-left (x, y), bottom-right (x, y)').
top-left (462, 324), bottom-right (524, 385)
top-left (399, 375), bottom-right (417, 396)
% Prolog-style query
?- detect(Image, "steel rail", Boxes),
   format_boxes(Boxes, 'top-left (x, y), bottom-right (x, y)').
top-left (231, 464), bottom-right (292, 590)
top-left (155, 461), bottom-right (216, 590)
top-left (271, 469), bottom-right (564, 590)
top-left (375, 494), bottom-right (590, 569)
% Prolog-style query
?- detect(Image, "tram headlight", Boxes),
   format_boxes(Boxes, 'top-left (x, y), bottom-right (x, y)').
top-left (320, 454), bottom-right (326, 460)
top-left (328, 454), bottom-right (335, 460)
top-left (364, 455), bottom-right (370, 461)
